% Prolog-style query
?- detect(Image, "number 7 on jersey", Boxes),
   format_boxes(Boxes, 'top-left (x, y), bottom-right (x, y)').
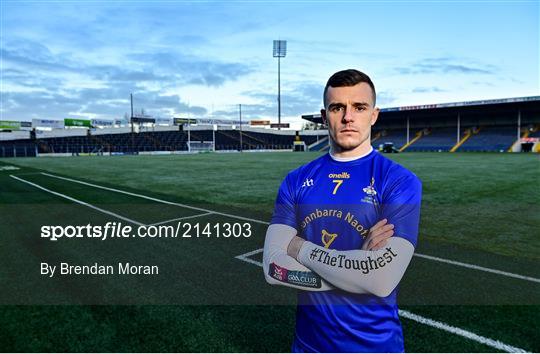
top-left (332, 179), bottom-right (344, 194)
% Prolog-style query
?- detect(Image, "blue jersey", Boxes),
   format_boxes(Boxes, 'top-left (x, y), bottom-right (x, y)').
top-left (270, 149), bottom-right (422, 352)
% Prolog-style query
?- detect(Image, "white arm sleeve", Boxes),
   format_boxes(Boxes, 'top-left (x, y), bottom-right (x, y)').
top-left (263, 224), bottom-right (334, 291)
top-left (297, 236), bottom-right (414, 297)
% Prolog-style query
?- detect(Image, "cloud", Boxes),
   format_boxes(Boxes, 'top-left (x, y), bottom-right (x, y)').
top-left (129, 93), bottom-right (207, 117)
top-left (2, 68), bottom-right (64, 90)
top-left (412, 86), bottom-right (445, 93)
top-left (207, 82), bottom-right (326, 120)
top-left (376, 91), bottom-right (399, 106)
top-left (2, 91), bottom-right (89, 119)
top-left (4, 38), bottom-right (253, 87)
top-left (1, 38), bottom-right (249, 120)
top-left (2, 84), bottom-right (206, 121)
top-left (395, 57), bottom-right (496, 75)
top-left (1, 41), bottom-right (74, 73)
top-left (130, 52), bottom-right (253, 87)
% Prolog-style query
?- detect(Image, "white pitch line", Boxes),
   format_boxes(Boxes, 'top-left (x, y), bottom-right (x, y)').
top-left (235, 250), bottom-right (527, 353)
top-left (148, 212), bottom-right (213, 226)
top-left (41, 172), bottom-right (269, 225)
top-left (237, 248), bottom-right (264, 259)
top-left (40, 172), bottom-right (539, 284)
top-left (398, 310), bottom-right (527, 353)
top-left (414, 253), bottom-right (540, 283)
top-left (235, 248), bottom-right (264, 267)
top-left (235, 255), bottom-right (263, 268)
top-left (10, 175), bottom-right (144, 226)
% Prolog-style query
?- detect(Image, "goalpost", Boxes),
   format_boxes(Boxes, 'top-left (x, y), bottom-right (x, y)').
top-left (187, 141), bottom-right (214, 153)
top-left (293, 140), bottom-right (306, 152)
top-left (186, 122), bottom-right (218, 153)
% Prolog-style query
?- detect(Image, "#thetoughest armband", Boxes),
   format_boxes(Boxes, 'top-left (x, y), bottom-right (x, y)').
top-left (297, 236), bottom-right (414, 297)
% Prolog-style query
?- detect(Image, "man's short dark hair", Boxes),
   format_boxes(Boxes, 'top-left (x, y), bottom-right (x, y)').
top-left (323, 69), bottom-right (376, 107)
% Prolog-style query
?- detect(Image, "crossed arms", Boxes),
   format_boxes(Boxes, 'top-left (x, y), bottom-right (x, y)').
top-left (262, 221), bottom-right (414, 297)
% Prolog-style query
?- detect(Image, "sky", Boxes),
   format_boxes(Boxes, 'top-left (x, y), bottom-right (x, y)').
top-left (1, 0), bottom-right (539, 129)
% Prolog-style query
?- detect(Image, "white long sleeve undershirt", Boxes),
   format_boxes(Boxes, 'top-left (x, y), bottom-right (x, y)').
top-left (263, 223), bottom-right (414, 297)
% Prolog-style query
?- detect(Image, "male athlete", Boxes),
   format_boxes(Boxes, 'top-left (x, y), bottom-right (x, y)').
top-left (263, 69), bottom-right (422, 352)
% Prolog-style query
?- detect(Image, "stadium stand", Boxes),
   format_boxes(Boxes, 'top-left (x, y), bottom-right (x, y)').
top-left (372, 129), bottom-right (408, 150)
top-left (458, 125), bottom-right (517, 152)
top-left (406, 127), bottom-right (460, 152)
top-left (241, 130), bottom-right (308, 150)
top-left (1, 97), bottom-right (538, 157)
top-left (528, 125), bottom-right (540, 138)
top-left (0, 129), bottom-right (322, 157)
top-left (302, 96), bottom-right (540, 153)
top-left (308, 137), bottom-right (329, 151)
top-left (0, 139), bottom-right (37, 157)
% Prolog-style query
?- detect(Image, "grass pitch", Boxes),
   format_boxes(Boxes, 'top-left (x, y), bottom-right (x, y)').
top-left (0, 152), bottom-right (539, 352)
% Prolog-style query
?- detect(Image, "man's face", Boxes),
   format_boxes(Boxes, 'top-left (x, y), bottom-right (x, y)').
top-left (321, 83), bottom-right (379, 153)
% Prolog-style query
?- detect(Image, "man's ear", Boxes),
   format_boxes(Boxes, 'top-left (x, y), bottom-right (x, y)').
top-left (370, 107), bottom-right (380, 126)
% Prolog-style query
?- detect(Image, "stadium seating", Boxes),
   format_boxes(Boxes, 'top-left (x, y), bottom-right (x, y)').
top-left (239, 130), bottom-right (298, 149)
top-left (20, 129), bottom-right (312, 154)
top-left (529, 127), bottom-right (540, 138)
top-left (406, 127), bottom-right (458, 152)
top-left (0, 139), bottom-right (37, 157)
top-left (372, 129), bottom-right (408, 149)
top-left (2, 124), bottom-right (535, 157)
top-left (458, 126), bottom-right (516, 152)
top-left (308, 137), bottom-right (329, 151)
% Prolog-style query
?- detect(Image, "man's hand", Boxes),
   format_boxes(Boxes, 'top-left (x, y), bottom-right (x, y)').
top-left (362, 219), bottom-right (394, 251)
top-left (287, 235), bottom-right (305, 260)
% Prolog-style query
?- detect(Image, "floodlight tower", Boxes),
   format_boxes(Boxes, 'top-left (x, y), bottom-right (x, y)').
top-left (273, 40), bottom-right (287, 130)
top-left (239, 104), bottom-right (243, 152)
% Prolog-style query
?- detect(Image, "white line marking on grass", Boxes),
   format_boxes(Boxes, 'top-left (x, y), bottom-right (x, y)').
top-left (398, 310), bottom-right (527, 353)
top-left (40, 172), bottom-right (540, 284)
top-left (235, 248), bottom-right (263, 267)
top-left (41, 172), bottom-right (269, 225)
top-left (235, 250), bottom-right (527, 353)
top-left (414, 253), bottom-right (540, 284)
top-left (148, 212), bottom-right (213, 226)
top-left (10, 175), bottom-right (144, 226)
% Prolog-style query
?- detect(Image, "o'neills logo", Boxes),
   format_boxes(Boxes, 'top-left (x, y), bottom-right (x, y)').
top-left (328, 172), bottom-right (350, 179)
